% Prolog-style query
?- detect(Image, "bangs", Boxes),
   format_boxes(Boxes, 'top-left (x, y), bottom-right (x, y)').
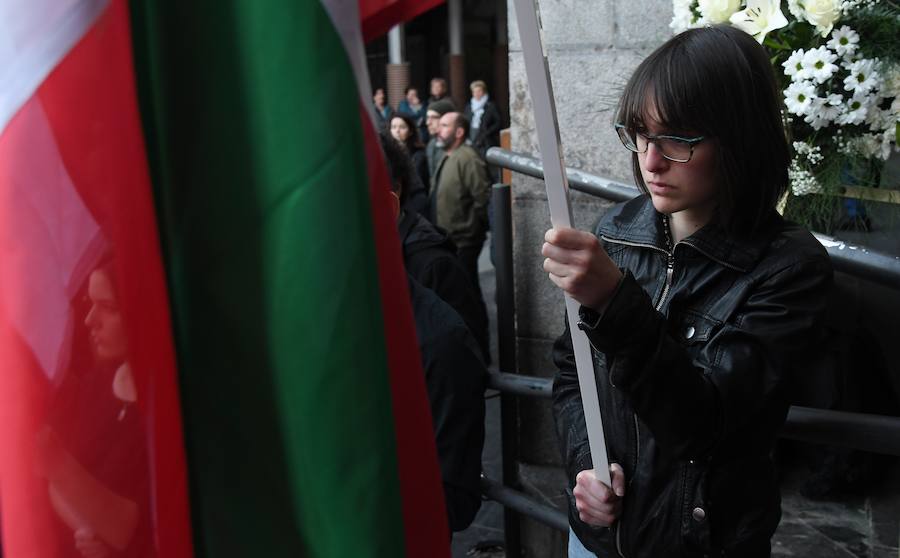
top-left (617, 37), bottom-right (708, 135)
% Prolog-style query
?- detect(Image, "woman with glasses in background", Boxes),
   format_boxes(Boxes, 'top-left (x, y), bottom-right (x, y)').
top-left (543, 25), bottom-right (833, 557)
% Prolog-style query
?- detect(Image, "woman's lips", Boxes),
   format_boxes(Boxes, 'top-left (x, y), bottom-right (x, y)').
top-left (648, 181), bottom-right (675, 195)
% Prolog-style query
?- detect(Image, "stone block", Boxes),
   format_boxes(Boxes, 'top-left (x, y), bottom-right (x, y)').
top-left (516, 336), bottom-right (557, 377)
top-left (512, 196), bottom-right (615, 341)
top-left (508, 0), bottom-right (615, 53)
top-left (613, 0), bottom-right (674, 49)
top-left (509, 47), bottom-right (649, 182)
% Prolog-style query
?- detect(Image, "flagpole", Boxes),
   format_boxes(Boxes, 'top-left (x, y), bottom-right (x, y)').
top-left (512, 0), bottom-right (611, 486)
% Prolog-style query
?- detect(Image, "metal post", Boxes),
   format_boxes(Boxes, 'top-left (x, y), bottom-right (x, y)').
top-left (448, 0), bottom-right (466, 108)
top-left (386, 25), bottom-right (409, 110)
top-left (387, 25), bottom-right (405, 64)
top-left (492, 183), bottom-right (521, 557)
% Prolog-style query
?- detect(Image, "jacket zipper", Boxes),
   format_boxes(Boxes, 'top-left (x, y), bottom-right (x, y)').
top-left (654, 216), bottom-right (675, 312)
top-left (655, 253), bottom-right (675, 311)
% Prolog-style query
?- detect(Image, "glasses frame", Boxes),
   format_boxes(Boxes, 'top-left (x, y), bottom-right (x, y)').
top-left (614, 123), bottom-right (705, 163)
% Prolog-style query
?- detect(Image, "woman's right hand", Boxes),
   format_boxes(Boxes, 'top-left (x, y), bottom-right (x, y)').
top-left (573, 463), bottom-right (626, 527)
top-left (542, 227), bottom-right (622, 312)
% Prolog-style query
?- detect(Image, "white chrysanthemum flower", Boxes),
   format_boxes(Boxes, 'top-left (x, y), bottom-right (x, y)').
top-left (783, 49), bottom-right (810, 81)
top-left (698, 0), bottom-right (742, 23)
top-left (784, 81), bottom-right (818, 115)
top-left (843, 58), bottom-right (880, 94)
top-left (827, 26), bottom-right (860, 57)
top-left (838, 91), bottom-right (873, 124)
top-left (804, 93), bottom-right (843, 129)
top-left (804, 46), bottom-right (839, 83)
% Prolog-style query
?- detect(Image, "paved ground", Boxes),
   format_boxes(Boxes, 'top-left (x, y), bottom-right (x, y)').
top-left (451, 234), bottom-right (900, 558)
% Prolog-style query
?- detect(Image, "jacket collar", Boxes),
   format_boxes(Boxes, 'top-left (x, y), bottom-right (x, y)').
top-left (596, 196), bottom-right (778, 273)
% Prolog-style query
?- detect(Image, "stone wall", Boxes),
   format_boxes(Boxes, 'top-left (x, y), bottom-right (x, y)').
top-left (505, 1), bottom-right (673, 555)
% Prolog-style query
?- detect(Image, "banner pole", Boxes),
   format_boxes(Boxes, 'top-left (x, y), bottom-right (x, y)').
top-left (512, 0), bottom-right (611, 486)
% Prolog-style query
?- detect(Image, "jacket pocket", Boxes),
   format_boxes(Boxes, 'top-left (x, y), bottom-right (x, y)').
top-left (669, 309), bottom-right (723, 363)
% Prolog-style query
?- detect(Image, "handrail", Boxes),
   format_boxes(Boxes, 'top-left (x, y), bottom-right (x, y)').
top-left (481, 476), bottom-right (568, 532)
top-left (486, 147), bottom-right (900, 291)
top-left (486, 372), bottom-right (900, 457)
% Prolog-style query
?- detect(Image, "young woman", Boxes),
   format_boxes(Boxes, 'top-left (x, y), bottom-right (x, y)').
top-left (390, 113), bottom-right (431, 197)
top-left (543, 26), bottom-right (833, 557)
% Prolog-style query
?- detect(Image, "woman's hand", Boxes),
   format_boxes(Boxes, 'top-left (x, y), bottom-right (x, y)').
top-left (542, 227), bottom-right (622, 311)
top-left (573, 464), bottom-right (626, 527)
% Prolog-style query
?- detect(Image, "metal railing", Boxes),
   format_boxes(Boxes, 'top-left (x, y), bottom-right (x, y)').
top-left (483, 148), bottom-right (900, 544)
top-left (487, 148), bottom-right (900, 290)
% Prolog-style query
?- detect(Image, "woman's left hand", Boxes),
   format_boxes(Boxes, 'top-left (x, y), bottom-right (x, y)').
top-left (542, 227), bottom-right (622, 311)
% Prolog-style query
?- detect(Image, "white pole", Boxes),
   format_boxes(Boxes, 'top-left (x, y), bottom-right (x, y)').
top-left (512, 0), bottom-right (611, 486)
top-left (449, 0), bottom-right (464, 55)
top-left (388, 25), bottom-right (405, 64)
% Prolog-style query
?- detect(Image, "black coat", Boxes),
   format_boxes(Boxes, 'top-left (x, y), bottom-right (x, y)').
top-left (407, 277), bottom-right (486, 532)
top-left (553, 196), bottom-right (832, 557)
top-left (401, 159), bottom-right (430, 220)
top-left (400, 210), bottom-right (490, 364)
top-left (463, 99), bottom-right (502, 155)
top-left (410, 147), bottom-right (431, 197)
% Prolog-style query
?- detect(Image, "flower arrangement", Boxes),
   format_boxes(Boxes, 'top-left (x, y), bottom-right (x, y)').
top-left (671, 0), bottom-right (899, 229)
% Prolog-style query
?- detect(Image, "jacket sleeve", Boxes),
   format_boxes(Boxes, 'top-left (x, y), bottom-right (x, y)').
top-left (420, 258), bottom-right (490, 362)
top-left (422, 327), bottom-right (487, 531)
top-left (582, 256), bottom-right (832, 461)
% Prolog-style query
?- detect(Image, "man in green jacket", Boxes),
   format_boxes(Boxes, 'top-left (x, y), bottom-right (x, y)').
top-left (432, 112), bottom-right (491, 295)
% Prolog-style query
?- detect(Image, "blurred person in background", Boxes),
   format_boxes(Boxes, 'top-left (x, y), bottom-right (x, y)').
top-left (397, 86), bottom-right (428, 143)
top-left (390, 113), bottom-right (430, 197)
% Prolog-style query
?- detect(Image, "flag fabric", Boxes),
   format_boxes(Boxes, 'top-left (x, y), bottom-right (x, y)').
top-left (130, 0), bottom-right (449, 556)
top-left (0, 0), bottom-right (450, 556)
top-left (0, 0), bottom-right (193, 556)
top-left (360, 0), bottom-right (447, 41)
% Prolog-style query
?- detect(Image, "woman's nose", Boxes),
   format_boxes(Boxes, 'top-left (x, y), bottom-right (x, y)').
top-left (643, 141), bottom-right (669, 173)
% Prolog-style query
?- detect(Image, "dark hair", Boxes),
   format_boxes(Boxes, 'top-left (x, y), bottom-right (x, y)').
top-left (390, 113), bottom-right (425, 151)
top-left (378, 130), bottom-right (415, 207)
top-left (404, 85), bottom-right (418, 95)
top-left (453, 113), bottom-right (471, 141)
top-left (616, 25), bottom-right (789, 237)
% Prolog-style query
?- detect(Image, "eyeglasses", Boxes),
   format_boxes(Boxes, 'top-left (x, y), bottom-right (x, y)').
top-left (614, 124), bottom-right (705, 163)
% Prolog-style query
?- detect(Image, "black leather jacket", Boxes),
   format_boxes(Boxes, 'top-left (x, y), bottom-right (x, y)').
top-left (552, 196), bottom-right (832, 557)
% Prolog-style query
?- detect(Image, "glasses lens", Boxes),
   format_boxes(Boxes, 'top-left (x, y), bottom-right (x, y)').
top-left (616, 126), bottom-right (639, 152)
top-left (657, 138), bottom-right (691, 163)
